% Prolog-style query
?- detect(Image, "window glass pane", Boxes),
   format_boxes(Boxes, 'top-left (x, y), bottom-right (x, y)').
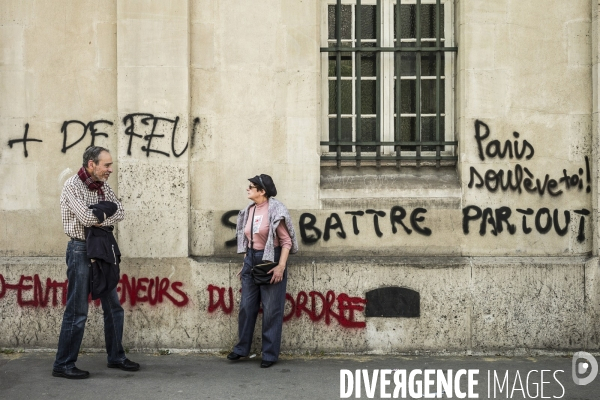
top-left (421, 79), bottom-right (445, 114)
top-left (341, 52), bottom-right (353, 77)
top-left (360, 43), bottom-right (376, 77)
top-left (439, 5), bottom-right (445, 39)
top-left (400, 80), bottom-right (416, 114)
top-left (396, 4), bottom-right (444, 40)
top-left (420, 53), bottom-right (434, 76)
top-left (393, 5), bottom-right (397, 39)
top-left (400, 53), bottom-right (416, 76)
top-left (361, 80), bottom-right (376, 115)
top-left (359, 5), bottom-right (376, 40)
top-left (329, 118), bottom-right (353, 152)
top-left (424, 78), bottom-right (444, 114)
top-left (421, 80), bottom-right (434, 114)
top-left (419, 52), bottom-right (444, 76)
top-left (422, 117), bottom-right (435, 143)
top-left (421, 117), bottom-right (445, 150)
top-left (326, 2), bottom-right (452, 163)
top-left (341, 80), bottom-right (352, 114)
top-left (328, 5), bottom-right (352, 40)
top-left (420, 5), bottom-right (435, 39)
top-left (329, 80), bottom-right (353, 115)
top-left (328, 56), bottom-right (335, 77)
top-left (328, 5), bottom-right (335, 39)
top-left (399, 5), bottom-right (415, 39)
top-left (359, 118), bottom-right (376, 152)
top-left (439, 78), bottom-right (445, 114)
top-left (400, 117), bottom-right (417, 151)
top-left (396, 52), bottom-right (443, 78)
top-left (421, 41), bottom-right (438, 47)
top-left (328, 46), bottom-right (353, 77)
top-left (329, 81), bottom-right (336, 114)
top-left (421, 4), bottom-right (444, 39)
top-left (394, 79), bottom-right (397, 113)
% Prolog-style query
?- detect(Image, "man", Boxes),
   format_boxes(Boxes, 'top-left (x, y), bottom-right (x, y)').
top-left (53, 146), bottom-right (139, 379)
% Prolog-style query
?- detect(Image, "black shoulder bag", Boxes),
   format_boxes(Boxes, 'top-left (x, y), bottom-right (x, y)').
top-left (249, 206), bottom-right (278, 285)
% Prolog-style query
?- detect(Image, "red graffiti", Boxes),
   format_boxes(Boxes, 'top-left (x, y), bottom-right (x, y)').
top-left (0, 274), bottom-right (189, 308)
top-left (118, 274), bottom-right (189, 307)
top-left (207, 284), bottom-right (233, 314)
top-left (206, 285), bottom-right (367, 329)
top-left (0, 274), bottom-right (68, 307)
top-left (284, 290), bottom-right (367, 328)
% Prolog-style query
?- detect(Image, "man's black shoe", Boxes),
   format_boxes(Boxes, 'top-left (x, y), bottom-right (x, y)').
top-left (52, 367), bottom-right (90, 379)
top-left (260, 361), bottom-right (275, 368)
top-left (227, 352), bottom-right (243, 361)
top-left (107, 358), bottom-right (140, 371)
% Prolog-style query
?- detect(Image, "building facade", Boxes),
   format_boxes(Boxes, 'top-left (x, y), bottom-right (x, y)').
top-left (1, 0), bottom-right (599, 354)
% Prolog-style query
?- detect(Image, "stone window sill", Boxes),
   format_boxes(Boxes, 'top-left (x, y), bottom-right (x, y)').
top-left (319, 166), bottom-right (461, 207)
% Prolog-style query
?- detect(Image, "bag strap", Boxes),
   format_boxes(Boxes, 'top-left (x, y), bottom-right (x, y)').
top-left (249, 205), bottom-right (256, 268)
top-left (249, 205), bottom-right (256, 251)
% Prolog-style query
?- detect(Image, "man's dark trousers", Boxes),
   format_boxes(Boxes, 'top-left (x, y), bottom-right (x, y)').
top-left (53, 239), bottom-right (126, 371)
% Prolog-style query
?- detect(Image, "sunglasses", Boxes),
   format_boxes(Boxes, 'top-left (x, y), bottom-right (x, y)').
top-left (248, 185), bottom-right (260, 190)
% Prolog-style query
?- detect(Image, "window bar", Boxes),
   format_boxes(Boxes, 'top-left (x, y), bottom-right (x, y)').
top-left (435, 0), bottom-right (441, 168)
top-left (395, 0), bottom-right (402, 170)
top-left (336, 0), bottom-right (342, 167)
top-left (324, 46), bottom-right (455, 52)
top-left (321, 140), bottom-right (456, 146)
top-left (356, 1), bottom-right (362, 168)
top-left (375, 0), bottom-right (381, 167)
top-left (321, 154), bottom-right (457, 161)
top-left (415, 0), bottom-right (422, 167)
top-left (320, 1), bottom-right (458, 166)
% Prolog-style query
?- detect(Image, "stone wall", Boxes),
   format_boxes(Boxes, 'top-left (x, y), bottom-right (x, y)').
top-left (1, 256), bottom-right (598, 354)
top-left (0, 0), bottom-right (598, 353)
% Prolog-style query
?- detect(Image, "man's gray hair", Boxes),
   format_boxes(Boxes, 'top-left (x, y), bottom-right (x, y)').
top-left (82, 146), bottom-right (110, 167)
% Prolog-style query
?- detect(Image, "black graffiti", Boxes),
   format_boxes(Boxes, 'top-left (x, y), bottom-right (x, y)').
top-left (60, 120), bottom-right (113, 153)
top-left (345, 211), bottom-right (364, 235)
top-left (516, 208), bottom-right (534, 234)
top-left (365, 210), bottom-right (386, 238)
top-left (191, 117), bottom-right (200, 148)
top-left (8, 114), bottom-right (195, 157)
top-left (212, 207), bottom-right (434, 246)
top-left (299, 213), bottom-right (322, 244)
top-left (171, 117), bottom-right (188, 157)
top-left (123, 113), bottom-right (187, 158)
top-left (470, 120), bottom-right (591, 196)
top-left (585, 156), bottom-right (591, 193)
top-left (390, 206), bottom-right (412, 235)
top-left (474, 120), bottom-right (534, 161)
top-left (324, 213), bottom-right (346, 241)
top-left (298, 207), bottom-right (431, 246)
top-left (221, 210), bottom-right (239, 247)
top-left (574, 209), bottom-right (590, 243)
top-left (468, 164), bottom-right (590, 197)
top-left (410, 208), bottom-right (432, 236)
top-left (559, 156), bottom-right (592, 194)
top-left (7, 124), bottom-right (42, 157)
top-left (463, 205), bottom-right (588, 241)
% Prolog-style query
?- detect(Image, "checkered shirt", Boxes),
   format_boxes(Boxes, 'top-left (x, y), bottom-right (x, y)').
top-left (60, 175), bottom-right (125, 241)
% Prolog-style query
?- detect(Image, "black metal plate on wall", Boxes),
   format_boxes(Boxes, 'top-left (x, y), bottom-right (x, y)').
top-left (365, 287), bottom-right (420, 318)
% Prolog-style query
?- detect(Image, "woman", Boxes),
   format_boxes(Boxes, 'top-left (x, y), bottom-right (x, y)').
top-left (227, 174), bottom-right (298, 368)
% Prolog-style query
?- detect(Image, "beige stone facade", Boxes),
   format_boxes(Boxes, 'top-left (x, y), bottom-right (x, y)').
top-left (0, 0), bottom-right (599, 354)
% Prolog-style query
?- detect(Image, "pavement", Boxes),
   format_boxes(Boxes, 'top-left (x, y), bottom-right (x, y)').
top-left (0, 351), bottom-right (599, 400)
